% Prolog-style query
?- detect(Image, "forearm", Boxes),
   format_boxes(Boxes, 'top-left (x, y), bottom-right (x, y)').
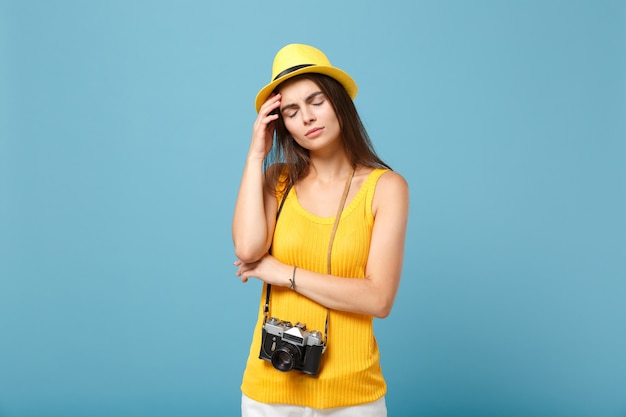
top-left (283, 267), bottom-right (399, 319)
top-left (232, 156), bottom-right (271, 262)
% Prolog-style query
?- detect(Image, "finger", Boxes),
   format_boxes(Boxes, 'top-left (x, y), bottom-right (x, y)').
top-left (260, 94), bottom-right (281, 118)
top-left (236, 263), bottom-right (256, 277)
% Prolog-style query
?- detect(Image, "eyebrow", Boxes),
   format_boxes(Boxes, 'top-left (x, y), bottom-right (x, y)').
top-left (281, 91), bottom-right (324, 112)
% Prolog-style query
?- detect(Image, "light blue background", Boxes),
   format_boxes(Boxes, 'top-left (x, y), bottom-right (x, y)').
top-left (1, 1), bottom-right (625, 416)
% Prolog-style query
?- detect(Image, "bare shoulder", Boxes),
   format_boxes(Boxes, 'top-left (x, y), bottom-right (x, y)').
top-left (377, 170), bottom-right (409, 196)
top-left (373, 170), bottom-right (410, 215)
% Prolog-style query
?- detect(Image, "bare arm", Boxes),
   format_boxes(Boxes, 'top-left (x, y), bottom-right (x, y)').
top-left (232, 94), bottom-right (282, 263)
top-left (236, 171), bottom-right (410, 318)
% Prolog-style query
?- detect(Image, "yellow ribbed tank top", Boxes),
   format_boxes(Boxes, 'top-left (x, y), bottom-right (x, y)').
top-left (241, 168), bottom-right (389, 409)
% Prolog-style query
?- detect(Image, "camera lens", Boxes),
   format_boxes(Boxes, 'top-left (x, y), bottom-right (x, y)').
top-left (271, 345), bottom-right (300, 372)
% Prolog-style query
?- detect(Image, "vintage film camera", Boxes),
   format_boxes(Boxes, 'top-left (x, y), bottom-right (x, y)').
top-left (259, 317), bottom-right (324, 376)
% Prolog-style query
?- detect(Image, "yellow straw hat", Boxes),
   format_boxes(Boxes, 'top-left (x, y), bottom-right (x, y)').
top-left (255, 44), bottom-right (358, 112)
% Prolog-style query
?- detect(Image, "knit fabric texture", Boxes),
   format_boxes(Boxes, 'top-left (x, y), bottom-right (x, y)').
top-left (240, 168), bottom-right (389, 409)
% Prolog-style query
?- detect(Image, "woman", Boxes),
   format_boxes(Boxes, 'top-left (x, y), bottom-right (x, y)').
top-left (232, 43), bottom-right (409, 416)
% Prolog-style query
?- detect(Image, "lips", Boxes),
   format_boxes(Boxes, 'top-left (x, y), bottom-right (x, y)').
top-left (305, 127), bottom-right (324, 138)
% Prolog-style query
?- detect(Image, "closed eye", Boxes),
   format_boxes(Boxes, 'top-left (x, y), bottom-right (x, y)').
top-left (282, 92), bottom-right (326, 118)
top-left (307, 92), bottom-right (325, 106)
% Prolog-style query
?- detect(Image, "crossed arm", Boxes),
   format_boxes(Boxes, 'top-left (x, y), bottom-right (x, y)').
top-left (232, 166), bottom-right (409, 319)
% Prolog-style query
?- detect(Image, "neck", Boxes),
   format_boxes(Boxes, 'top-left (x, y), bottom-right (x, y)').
top-left (308, 154), bottom-right (354, 183)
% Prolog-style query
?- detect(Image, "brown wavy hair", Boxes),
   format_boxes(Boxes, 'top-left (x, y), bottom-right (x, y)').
top-left (264, 73), bottom-right (391, 194)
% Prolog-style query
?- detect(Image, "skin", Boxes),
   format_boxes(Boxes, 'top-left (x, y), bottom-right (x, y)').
top-left (232, 78), bottom-right (409, 318)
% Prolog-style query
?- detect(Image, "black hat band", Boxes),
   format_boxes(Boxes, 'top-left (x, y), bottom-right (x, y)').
top-left (273, 64), bottom-right (315, 81)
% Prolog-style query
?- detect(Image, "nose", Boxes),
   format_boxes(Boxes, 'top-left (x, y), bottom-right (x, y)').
top-left (300, 107), bottom-right (316, 124)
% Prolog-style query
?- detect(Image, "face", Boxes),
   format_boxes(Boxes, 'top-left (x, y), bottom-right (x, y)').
top-left (277, 78), bottom-right (342, 153)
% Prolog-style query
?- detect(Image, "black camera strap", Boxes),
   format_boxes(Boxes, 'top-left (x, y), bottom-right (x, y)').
top-left (263, 181), bottom-right (292, 325)
top-left (263, 168), bottom-right (356, 348)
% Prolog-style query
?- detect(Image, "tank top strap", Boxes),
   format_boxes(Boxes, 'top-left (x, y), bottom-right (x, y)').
top-left (364, 168), bottom-right (389, 217)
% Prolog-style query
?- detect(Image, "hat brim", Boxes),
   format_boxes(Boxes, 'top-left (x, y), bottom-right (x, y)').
top-left (255, 65), bottom-right (358, 113)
